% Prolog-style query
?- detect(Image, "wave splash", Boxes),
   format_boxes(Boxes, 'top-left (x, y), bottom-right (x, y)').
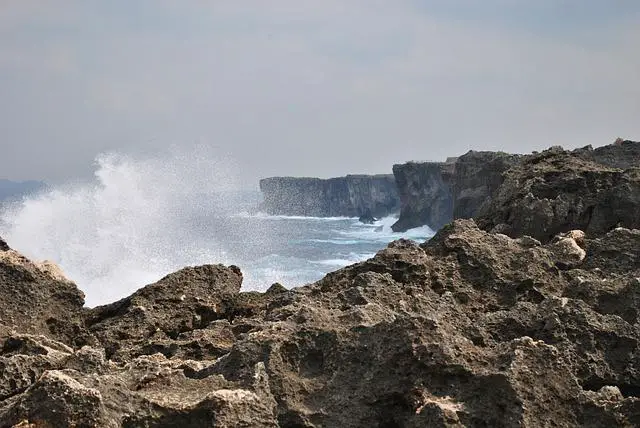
top-left (0, 148), bottom-right (438, 308)
top-left (0, 147), bottom-right (247, 306)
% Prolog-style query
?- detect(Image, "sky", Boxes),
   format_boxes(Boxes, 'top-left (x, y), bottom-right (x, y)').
top-left (1, 1), bottom-right (639, 187)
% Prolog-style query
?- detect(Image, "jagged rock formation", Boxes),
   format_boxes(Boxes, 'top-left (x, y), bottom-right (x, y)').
top-left (477, 144), bottom-right (640, 242)
top-left (3, 213), bottom-right (640, 425)
top-left (390, 161), bottom-right (454, 232)
top-left (259, 175), bottom-right (399, 218)
top-left (3, 140), bottom-right (640, 426)
top-left (576, 139), bottom-right (640, 170)
top-left (392, 141), bottom-right (639, 233)
top-left (0, 243), bottom-right (89, 347)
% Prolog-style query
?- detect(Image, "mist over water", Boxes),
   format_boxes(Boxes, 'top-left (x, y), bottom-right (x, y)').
top-left (0, 148), bottom-right (434, 307)
top-left (0, 147), bottom-right (247, 305)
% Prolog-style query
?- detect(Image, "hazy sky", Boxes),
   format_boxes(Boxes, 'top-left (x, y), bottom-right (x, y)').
top-left (1, 1), bottom-right (639, 186)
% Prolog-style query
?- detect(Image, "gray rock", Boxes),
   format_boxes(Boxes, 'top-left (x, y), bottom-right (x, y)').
top-left (476, 144), bottom-right (640, 242)
top-left (0, 246), bottom-right (90, 347)
top-left (391, 161), bottom-right (453, 232)
top-left (259, 175), bottom-right (399, 218)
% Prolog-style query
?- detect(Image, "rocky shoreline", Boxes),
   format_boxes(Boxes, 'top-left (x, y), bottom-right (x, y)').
top-left (1, 141), bottom-right (640, 426)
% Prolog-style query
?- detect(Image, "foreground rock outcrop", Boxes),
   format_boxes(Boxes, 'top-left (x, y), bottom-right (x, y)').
top-left (259, 175), bottom-right (399, 218)
top-left (0, 242), bottom-right (89, 347)
top-left (3, 204), bottom-right (640, 426)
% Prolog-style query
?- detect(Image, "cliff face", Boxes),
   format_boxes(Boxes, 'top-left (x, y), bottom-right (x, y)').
top-left (451, 151), bottom-right (523, 219)
top-left (390, 162), bottom-right (454, 232)
top-left (259, 174), bottom-right (399, 218)
top-left (391, 152), bottom-right (521, 232)
top-left (477, 142), bottom-right (640, 242)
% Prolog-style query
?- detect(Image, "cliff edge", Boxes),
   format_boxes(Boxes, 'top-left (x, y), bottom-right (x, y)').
top-left (3, 140), bottom-right (640, 426)
top-left (259, 174), bottom-right (399, 218)
top-left (390, 161), bottom-right (454, 232)
top-left (392, 151), bottom-right (520, 232)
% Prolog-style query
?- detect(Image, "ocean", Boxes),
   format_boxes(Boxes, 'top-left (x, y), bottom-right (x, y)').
top-left (0, 149), bottom-right (434, 307)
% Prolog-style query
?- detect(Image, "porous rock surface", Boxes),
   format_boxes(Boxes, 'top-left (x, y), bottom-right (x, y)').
top-left (0, 243), bottom-right (89, 347)
top-left (393, 140), bottom-right (639, 233)
top-left (2, 213), bottom-right (640, 426)
top-left (476, 144), bottom-right (640, 242)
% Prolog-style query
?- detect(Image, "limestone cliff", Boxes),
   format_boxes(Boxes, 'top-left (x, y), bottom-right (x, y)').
top-left (451, 151), bottom-right (523, 219)
top-left (391, 151), bottom-right (520, 232)
top-left (477, 142), bottom-right (640, 242)
top-left (575, 139), bottom-right (640, 170)
top-left (393, 140), bottom-right (640, 234)
top-left (259, 174), bottom-right (399, 218)
top-left (390, 162), bottom-right (454, 232)
top-left (4, 217), bottom-right (640, 425)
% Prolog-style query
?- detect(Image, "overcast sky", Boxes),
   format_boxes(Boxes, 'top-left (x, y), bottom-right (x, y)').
top-left (1, 1), bottom-right (639, 186)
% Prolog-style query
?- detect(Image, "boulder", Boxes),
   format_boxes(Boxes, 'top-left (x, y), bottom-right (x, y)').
top-left (0, 237), bottom-right (9, 252)
top-left (0, 244), bottom-right (89, 347)
top-left (358, 211), bottom-right (377, 224)
top-left (85, 264), bottom-right (243, 361)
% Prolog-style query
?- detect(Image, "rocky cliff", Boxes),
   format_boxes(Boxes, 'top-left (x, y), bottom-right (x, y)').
top-left (3, 140), bottom-right (640, 426)
top-left (259, 174), bottom-right (399, 218)
top-left (3, 214), bottom-right (640, 425)
top-left (391, 152), bottom-right (520, 232)
top-left (450, 151), bottom-right (523, 220)
top-left (390, 161), bottom-right (454, 232)
top-left (477, 142), bottom-right (640, 243)
top-left (576, 139), bottom-right (640, 170)
top-left (392, 141), bottom-right (640, 233)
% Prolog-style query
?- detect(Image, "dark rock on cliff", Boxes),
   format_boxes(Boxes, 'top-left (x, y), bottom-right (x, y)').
top-left (358, 210), bottom-right (377, 224)
top-left (259, 174), bottom-right (399, 218)
top-left (576, 139), bottom-right (640, 170)
top-left (4, 213), bottom-right (640, 425)
top-left (0, 237), bottom-right (8, 252)
top-left (391, 161), bottom-right (454, 232)
top-left (392, 152), bottom-right (522, 232)
top-left (451, 151), bottom-right (523, 219)
top-left (476, 143), bottom-right (640, 242)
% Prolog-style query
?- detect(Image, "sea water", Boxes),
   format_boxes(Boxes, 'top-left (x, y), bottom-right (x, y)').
top-left (0, 147), bottom-right (434, 307)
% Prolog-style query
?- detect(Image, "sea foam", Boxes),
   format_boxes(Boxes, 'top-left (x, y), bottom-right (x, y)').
top-left (0, 146), bottom-right (247, 306)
